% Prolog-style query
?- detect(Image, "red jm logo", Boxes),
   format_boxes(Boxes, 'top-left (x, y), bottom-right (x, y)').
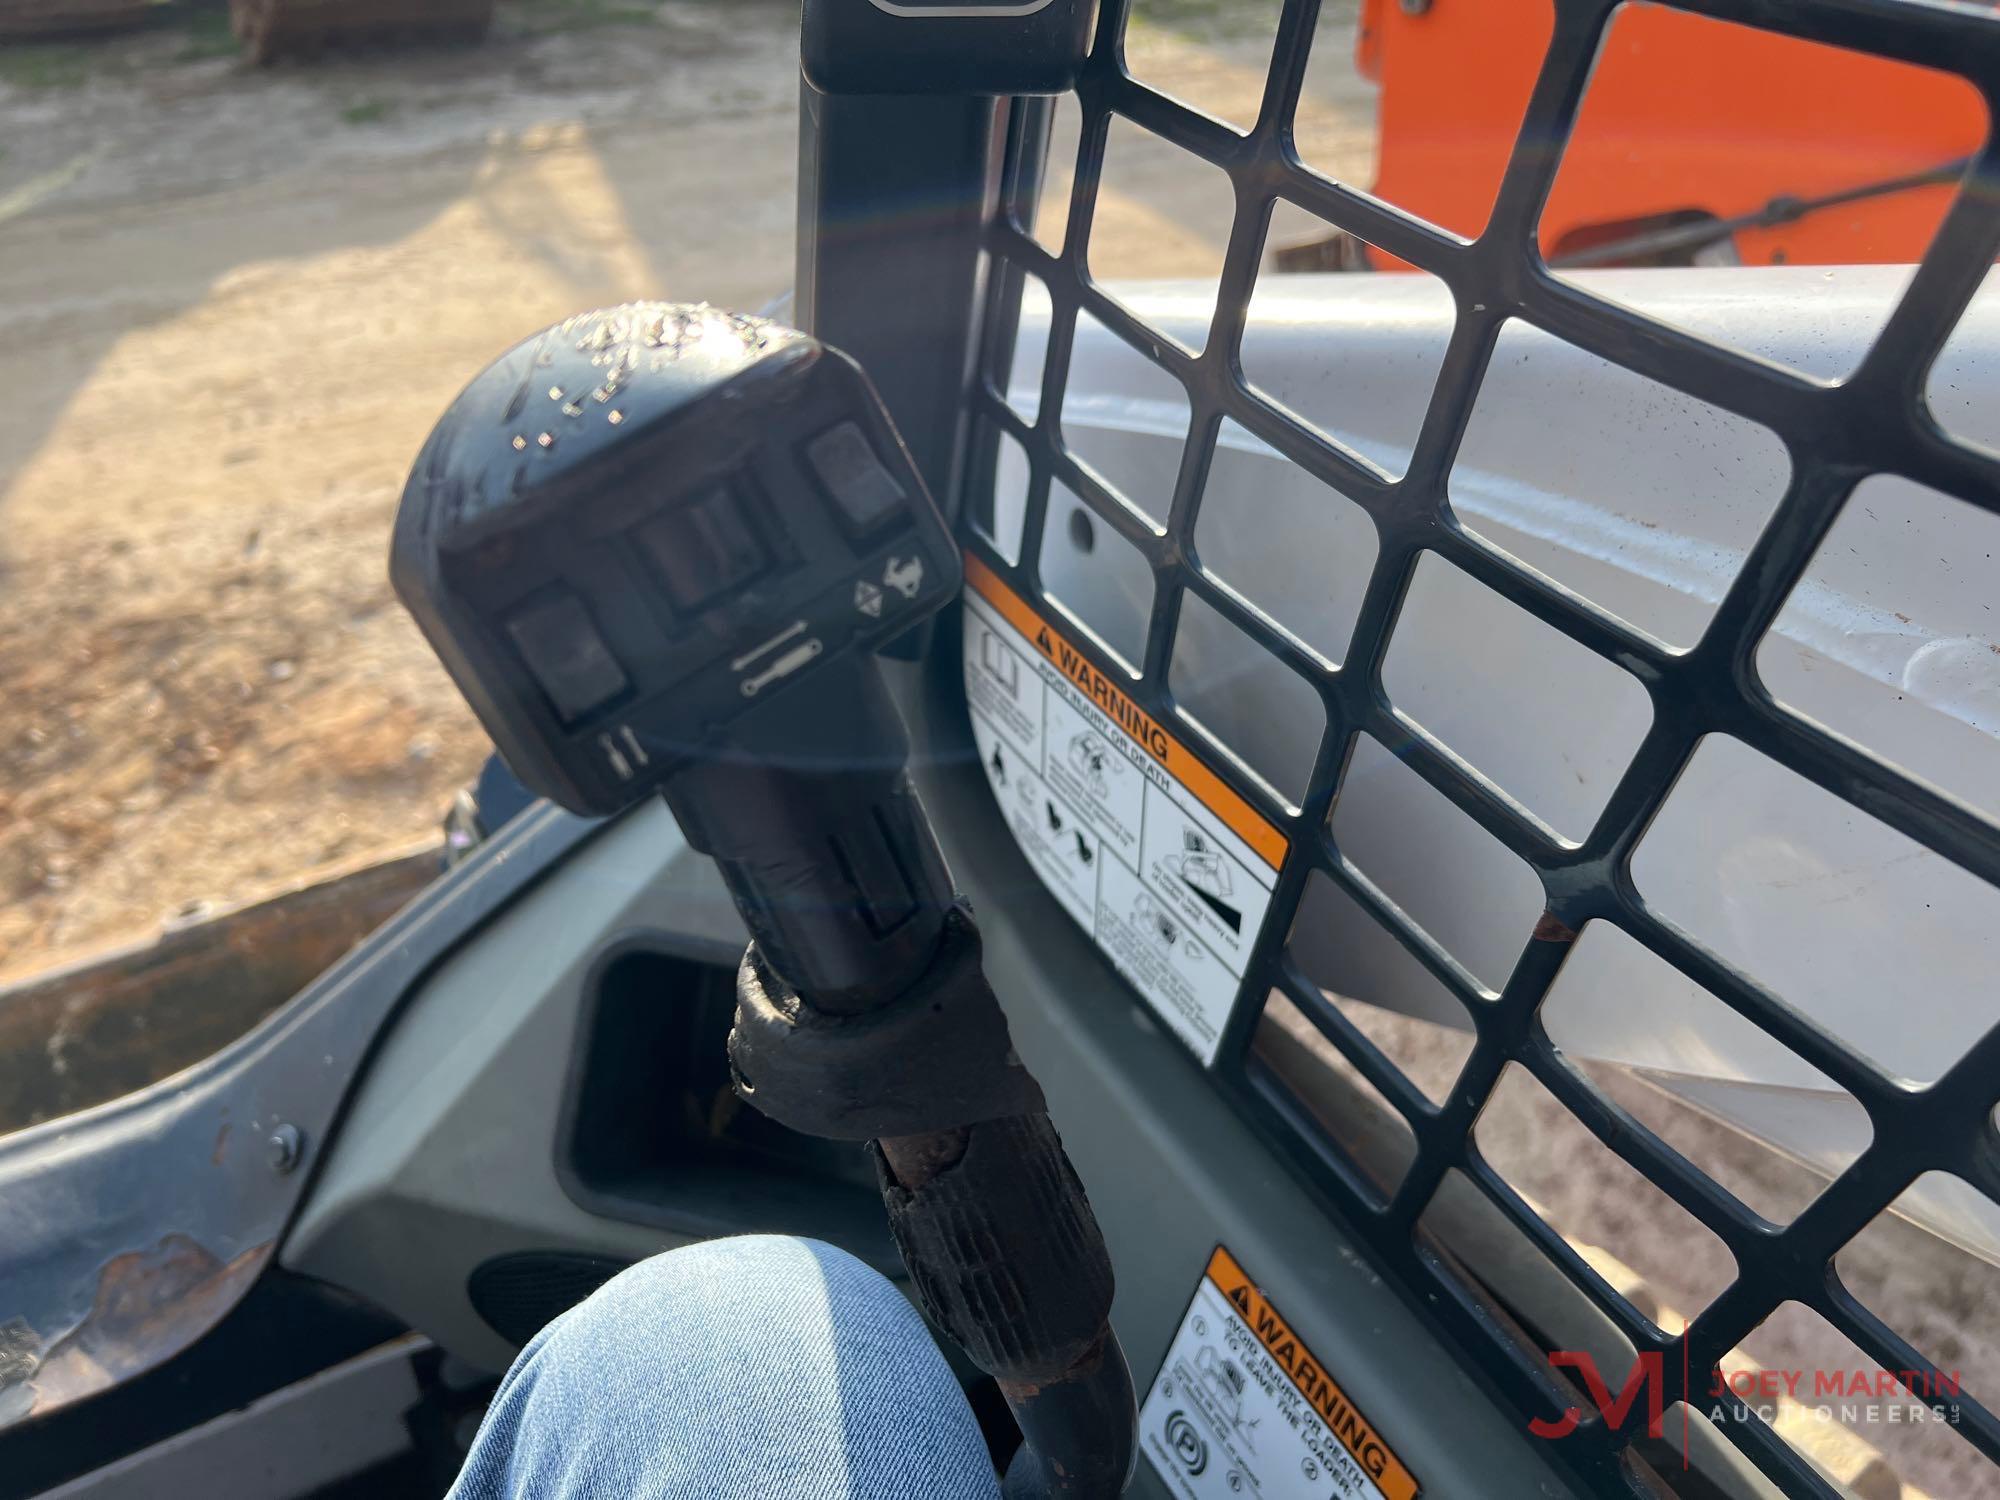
top-left (1529, 1351), bottom-right (1668, 1441)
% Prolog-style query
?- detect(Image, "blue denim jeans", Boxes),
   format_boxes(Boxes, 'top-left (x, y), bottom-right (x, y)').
top-left (449, 1235), bottom-right (1001, 1499)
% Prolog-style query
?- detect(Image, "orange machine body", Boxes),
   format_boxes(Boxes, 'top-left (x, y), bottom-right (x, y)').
top-left (1354, 0), bottom-right (1989, 265)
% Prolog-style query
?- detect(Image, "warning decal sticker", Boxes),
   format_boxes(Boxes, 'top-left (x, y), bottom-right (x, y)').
top-left (961, 555), bottom-right (1288, 1064)
top-left (1141, 1247), bottom-right (1421, 1500)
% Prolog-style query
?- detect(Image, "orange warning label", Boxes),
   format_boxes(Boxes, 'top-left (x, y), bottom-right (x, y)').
top-left (1205, 1247), bottom-right (1419, 1500)
top-left (963, 554), bottom-right (1288, 871)
top-left (963, 554), bottom-right (1289, 1064)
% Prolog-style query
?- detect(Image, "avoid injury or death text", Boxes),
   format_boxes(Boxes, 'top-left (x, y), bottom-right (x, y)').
top-left (1142, 1247), bottom-right (1421, 1500)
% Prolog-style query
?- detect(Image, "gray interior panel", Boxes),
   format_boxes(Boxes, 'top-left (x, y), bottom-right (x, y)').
top-left (282, 647), bottom-right (1582, 1496)
top-left (39, 1339), bottom-right (428, 1500)
top-left (281, 807), bottom-right (745, 1373)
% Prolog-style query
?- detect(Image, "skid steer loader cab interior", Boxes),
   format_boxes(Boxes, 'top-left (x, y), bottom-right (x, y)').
top-left (3, 1), bottom-right (1999, 1498)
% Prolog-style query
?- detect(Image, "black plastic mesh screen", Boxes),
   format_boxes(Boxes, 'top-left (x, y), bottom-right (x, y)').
top-left (957, 1), bottom-right (2000, 1495)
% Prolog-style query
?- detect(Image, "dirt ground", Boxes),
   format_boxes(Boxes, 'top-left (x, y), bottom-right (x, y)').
top-left (0, 0), bottom-right (1365, 976)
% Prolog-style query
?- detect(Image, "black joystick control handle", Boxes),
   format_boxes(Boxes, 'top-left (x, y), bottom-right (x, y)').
top-left (393, 304), bottom-right (1135, 1496)
top-left (391, 302), bottom-right (964, 1004)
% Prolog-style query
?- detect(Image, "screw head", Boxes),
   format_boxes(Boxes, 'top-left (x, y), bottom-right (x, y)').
top-left (267, 1122), bottom-right (304, 1174)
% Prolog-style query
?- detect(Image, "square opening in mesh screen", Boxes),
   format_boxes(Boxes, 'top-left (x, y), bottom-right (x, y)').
top-left (1243, 201), bottom-right (1454, 479)
top-left (1416, 1167), bottom-right (1645, 1405)
top-left (1294, 0), bottom-right (1552, 243)
top-left (1633, 734), bottom-right (2000, 1087)
top-left (1000, 268), bottom-right (1052, 430)
top-left (1836, 1172), bottom-right (2000, 1424)
top-left (1021, 92), bottom-right (1083, 258)
top-left (972, 419), bottom-right (1032, 566)
top-left (1540, 921), bottom-right (1870, 1227)
top-left (1723, 1302), bottom-right (1993, 1500)
top-left (1038, 481), bottom-right (1154, 677)
top-left (1757, 474), bottom-right (2000, 829)
top-left (1332, 733), bottom-right (1543, 996)
top-left (1287, 869), bottom-right (1476, 1108)
top-left (1450, 319), bottom-right (1793, 651)
top-left (1169, 588), bottom-right (1325, 809)
top-left (1475, 1062), bottom-right (1738, 1336)
top-left (1059, 308), bottom-right (1190, 530)
top-left (1928, 265), bottom-right (2000, 457)
top-left (1253, 987), bottom-right (1418, 1207)
top-left (1121, 0), bottom-right (1283, 135)
top-left (1541, 5), bottom-right (1987, 382)
top-left (1193, 418), bottom-right (1375, 668)
top-left (1087, 114), bottom-right (1237, 353)
top-left (1381, 550), bottom-right (1654, 843)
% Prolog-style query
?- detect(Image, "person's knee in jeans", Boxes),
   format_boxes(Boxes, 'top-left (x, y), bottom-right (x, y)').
top-left (451, 1234), bottom-right (1000, 1500)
